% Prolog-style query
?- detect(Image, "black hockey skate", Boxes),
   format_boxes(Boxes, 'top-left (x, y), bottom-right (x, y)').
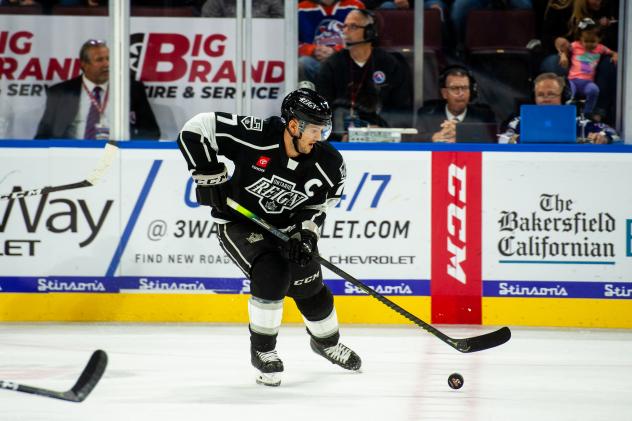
top-left (310, 338), bottom-right (362, 371)
top-left (251, 348), bottom-right (284, 387)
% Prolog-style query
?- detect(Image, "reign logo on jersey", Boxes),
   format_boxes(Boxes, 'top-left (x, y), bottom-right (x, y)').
top-left (246, 175), bottom-right (309, 214)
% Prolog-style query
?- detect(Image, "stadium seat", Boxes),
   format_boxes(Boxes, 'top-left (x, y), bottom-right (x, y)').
top-left (375, 8), bottom-right (444, 101)
top-left (423, 8), bottom-right (443, 53)
top-left (375, 8), bottom-right (442, 52)
top-left (465, 10), bottom-right (537, 118)
top-left (131, 6), bottom-right (194, 16)
top-left (420, 8), bottom-right (443, 100)
top-left (0, 4), bottom-right (43, 14)
top-left (51, 5), bottom-right (108, 15)
top-left (465, 9), bottom-right (535, 51)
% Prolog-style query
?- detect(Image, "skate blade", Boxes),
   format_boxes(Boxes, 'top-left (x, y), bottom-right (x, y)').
top-left (255, 372), bottom-right (281, 387)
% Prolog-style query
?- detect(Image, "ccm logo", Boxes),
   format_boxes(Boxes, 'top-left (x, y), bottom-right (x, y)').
top-left (293, 273), bottom-right (319, 286)
top-left (447, 163), bottom-right (466, 284)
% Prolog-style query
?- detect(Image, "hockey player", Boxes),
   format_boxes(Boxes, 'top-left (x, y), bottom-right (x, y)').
top-left (177, 88), bottom-right (361, 386)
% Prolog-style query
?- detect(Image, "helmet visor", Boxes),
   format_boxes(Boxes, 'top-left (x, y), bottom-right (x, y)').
top-left (301, 121), bottom-right (332, 141)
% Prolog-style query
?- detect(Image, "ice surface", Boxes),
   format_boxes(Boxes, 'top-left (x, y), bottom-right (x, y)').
top-left (0, 323), bottom-right (631, 421)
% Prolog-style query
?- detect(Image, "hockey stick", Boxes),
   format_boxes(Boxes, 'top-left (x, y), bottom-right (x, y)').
top-left (226, 198), bottom-right (511, 353)
top-left (0, 141), bottom-right (118, 201)
top-left (0, 349), bottom-right (108, 402)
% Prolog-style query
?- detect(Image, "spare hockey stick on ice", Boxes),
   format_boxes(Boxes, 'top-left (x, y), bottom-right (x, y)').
top-left (0, 349), bottom-right (108, 402)
top-left (0, 141), bottom-right (118, 201)
top-left (227, 198), bottom-right (511, 353)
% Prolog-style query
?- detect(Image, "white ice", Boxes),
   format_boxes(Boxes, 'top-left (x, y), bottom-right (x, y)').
top-left (0, 323), bottom-right (631, 421)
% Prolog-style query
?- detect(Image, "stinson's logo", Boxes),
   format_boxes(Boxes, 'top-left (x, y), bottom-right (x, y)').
top-left (245, 175), bottom-right (308, 214)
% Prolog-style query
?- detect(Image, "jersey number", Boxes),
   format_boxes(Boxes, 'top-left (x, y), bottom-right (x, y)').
top-left (216, 114), bottom-right (238, 126)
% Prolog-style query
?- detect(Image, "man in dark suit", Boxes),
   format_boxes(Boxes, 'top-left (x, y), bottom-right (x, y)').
top-left (35, 39), bottom-right (160, 140)
top-left (415, 65), bottom-right (496, 143)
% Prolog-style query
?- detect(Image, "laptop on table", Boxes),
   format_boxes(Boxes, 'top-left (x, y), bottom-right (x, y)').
top-left (520, 105), bottom-right (577, 144)
top-left (455, 122), bottom-right (499, 143)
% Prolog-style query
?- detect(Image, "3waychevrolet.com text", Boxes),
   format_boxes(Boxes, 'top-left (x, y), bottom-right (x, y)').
top-left (173, 219), bottom-right (410, 239)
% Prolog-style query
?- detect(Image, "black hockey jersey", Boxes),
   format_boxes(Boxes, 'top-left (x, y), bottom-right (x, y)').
top-left (177, 111), bottom-right (346, 233)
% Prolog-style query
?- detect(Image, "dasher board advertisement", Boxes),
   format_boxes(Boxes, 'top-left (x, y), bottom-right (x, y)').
top-left (0, 144), bottom-right (430, 297)
top-left (0, 17), bottom-right (285, 140)
top-left (483, 153), bottom-right (632, 300)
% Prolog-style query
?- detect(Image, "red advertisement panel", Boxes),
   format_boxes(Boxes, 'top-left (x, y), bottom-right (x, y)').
top-left (431, 152), bottom-right (482, 324)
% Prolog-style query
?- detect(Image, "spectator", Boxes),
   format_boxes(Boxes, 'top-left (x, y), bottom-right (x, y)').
top-left (362, 0), bottom-right (446, 16)
top-left (540, 0), bottom-right (618, 122)
top-left (298, 0), bottom-right (365, 83)
top-left (558, 18), bottom-right (617, 117)
top-left (56, 0), bottom-right (105, 7)
top-left (316, 9), bottom-right (413, 137)
top-left (569, 0), bottom-right (618, 48)
top-left (4, 0), bottom-right (36, 5)
top-left (35, 39), bottom-right (160, 140)
top-left (362, 0), bottom-right (407, 8)
top-left (498, 72), bottom-right (618, 144)
top-left (450, 0), bottom-right (533, 47)
top-left (541, 0), bottom-right (617, 74)
top-left (415, 65), bottom-right (496, 142)
top-left (201, 0), bottom-right (283, 17)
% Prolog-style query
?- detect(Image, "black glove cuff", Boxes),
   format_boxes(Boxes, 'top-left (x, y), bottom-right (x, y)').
top-left (192, 163), bottom-right (228, 186)
top-left (195, 184), bottom-right (226, 208)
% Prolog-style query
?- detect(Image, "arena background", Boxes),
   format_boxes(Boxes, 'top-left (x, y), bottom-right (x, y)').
top-left (0, 3), bottom-right (631, 329)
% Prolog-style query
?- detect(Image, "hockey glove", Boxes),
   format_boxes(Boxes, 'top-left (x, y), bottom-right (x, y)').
top-left (287, 225), bottom-right (318, 267)
top-left (192, 163), bottom-right (229, 211)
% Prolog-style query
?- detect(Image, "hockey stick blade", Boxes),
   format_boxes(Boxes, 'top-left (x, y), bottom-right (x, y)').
top-left (226, 198), bottom-right (511, 353)
top-left (0, 349), bottom-right (108, 402)
top-left (450, 326), bottom-right (512, 353)
top-left (85, 141), bottom-right (118, 186)
top-left (0, 141), bottom-right (118, 201)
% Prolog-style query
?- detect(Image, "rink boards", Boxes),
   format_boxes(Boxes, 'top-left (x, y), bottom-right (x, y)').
top-left (0, 141), bottom-right (631, 328)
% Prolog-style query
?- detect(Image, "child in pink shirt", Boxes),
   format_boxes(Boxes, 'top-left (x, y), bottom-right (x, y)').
top-left (559, 18), bottom-right (618, 116)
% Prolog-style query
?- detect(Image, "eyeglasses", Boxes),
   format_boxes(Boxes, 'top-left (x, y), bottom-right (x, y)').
top-left (341, 23), bottom-right (368, 31)
top-left (535, 92), bottom-right (561, 99)
top-left (445, 85), bottom-right (470, 94)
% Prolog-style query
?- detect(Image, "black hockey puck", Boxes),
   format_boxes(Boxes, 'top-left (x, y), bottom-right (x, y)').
top-left (448, 373), bottom-right (464, 389)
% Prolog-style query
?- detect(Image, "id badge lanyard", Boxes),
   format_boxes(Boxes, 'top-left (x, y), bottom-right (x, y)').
top-left (82, 81), bottom-right (110, 124)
